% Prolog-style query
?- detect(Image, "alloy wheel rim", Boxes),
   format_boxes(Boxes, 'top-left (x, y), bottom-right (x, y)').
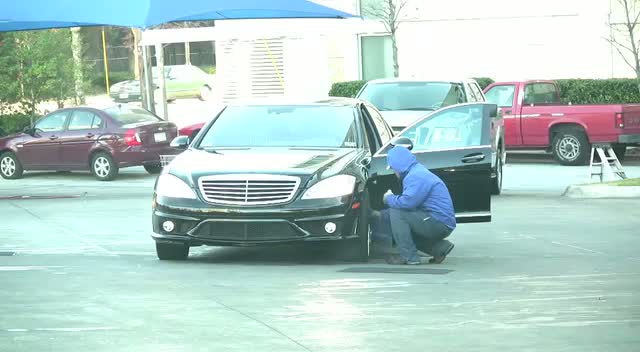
top-left (1, 157), bottom-right (16, 176)
top-left (94, 157), bottom-right (110, 178)
top-left (558, 136), bottom-right (580, 160)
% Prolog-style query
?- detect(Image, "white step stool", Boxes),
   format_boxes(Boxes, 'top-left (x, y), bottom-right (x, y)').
top-left (589, 144), bottom-right (627, 182)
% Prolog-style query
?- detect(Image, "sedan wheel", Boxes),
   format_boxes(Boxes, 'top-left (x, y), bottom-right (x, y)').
top-left (91, 152), bottom-right (118, 181)
top-left (0, 152), bottom-right (24, 180)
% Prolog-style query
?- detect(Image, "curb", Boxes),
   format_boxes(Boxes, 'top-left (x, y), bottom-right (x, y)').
top-left (563, 184), bottom-right (640, 199)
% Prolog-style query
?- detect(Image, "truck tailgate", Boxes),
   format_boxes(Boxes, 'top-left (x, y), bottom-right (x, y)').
top-left (622, 105), bottom-right (640, 132)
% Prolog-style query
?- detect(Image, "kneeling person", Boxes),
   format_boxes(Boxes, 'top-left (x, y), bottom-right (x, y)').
top-left (381, 146), bottom-right (456, 265)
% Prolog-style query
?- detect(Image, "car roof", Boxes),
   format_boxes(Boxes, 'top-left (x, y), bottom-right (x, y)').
top-left (365, 77), bottom-right (475, 85)
top-left (226, 97), bottom-right (364, 108)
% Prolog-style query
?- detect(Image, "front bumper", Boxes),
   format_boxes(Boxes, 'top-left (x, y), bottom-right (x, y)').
top-left (110, 92), bottom-right (142, 103)
top-left (618, 134), bottom-right (640, 145)
top-left (151, 195), bottom-right (360, 246)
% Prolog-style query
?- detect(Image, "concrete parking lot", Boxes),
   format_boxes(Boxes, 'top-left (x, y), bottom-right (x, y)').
top-left (1, 156), bottom-right (639, 351)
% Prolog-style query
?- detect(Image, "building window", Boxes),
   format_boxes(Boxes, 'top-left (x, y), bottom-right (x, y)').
top-left (360, 35), bottom-right (394, 81)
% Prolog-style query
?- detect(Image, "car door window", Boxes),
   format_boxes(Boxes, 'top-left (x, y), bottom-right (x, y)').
top-left (485, 84), bottom-right (516, 108)
top-left (68, 111), bottom-right (103, 130)
top-left (365, 104), bottom-right (393, 145)
top-left (466, 83), bottom-right (479, 102)
top-left (35, 112), bottom-right (68, 132)
top-left (470, 83), bottom-right (485, 102)
top-left (395, 104), bottom-right (487, 152)
top-left (523, 83), bottom-right (560, 105)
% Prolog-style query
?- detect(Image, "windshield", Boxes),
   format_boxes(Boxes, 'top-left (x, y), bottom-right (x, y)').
top-left (358, 82), bottom-right (466, 111)
top-left (197, 105), bottom-right (358, 149)
top-left (103, 106), bottom-right (161, 126)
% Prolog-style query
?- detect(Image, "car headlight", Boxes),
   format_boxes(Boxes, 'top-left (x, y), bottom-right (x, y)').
top-left (301, 175), bottom-right (356, 200)
top-left (155, 174), bottom-right (197, 199)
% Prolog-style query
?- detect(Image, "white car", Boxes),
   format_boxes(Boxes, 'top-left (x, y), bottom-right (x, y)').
top-left (355, 78), bottom-right (487, 133)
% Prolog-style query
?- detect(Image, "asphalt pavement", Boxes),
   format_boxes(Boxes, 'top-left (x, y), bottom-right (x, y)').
top-left (0, 155), bottom-right (639, 352)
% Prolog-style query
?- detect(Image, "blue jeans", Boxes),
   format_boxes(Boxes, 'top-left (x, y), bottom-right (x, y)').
top-left (370, 208), bottom-right (454, 262)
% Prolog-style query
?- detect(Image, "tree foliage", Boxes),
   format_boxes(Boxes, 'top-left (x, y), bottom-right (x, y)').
top-left (0, 29), bottom-right (80, 116)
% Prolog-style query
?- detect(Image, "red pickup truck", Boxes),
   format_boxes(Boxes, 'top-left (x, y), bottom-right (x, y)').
top-left (483, 80), bottom-right (640, 165)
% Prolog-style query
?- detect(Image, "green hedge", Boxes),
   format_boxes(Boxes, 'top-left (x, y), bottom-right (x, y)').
top-left (329, 78), bottom-right (640, 105)
top-left (473, 77), bottom-right (495, 90)
top-left (556, 79), bottom-right (640, 104)
top-left (328, 80), bottom-right (366, 98)
top-left (0, 113), bottom-right (36, 137)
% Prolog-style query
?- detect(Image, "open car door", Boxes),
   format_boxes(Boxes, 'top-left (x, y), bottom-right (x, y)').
top-left (370, 103), bottom-right (496, 223)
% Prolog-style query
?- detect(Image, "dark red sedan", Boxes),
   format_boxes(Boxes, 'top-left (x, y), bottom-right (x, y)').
top-left (0, 105), bottom-right (177, 181)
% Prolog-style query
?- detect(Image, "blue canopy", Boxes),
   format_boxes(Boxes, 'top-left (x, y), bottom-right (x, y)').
top-left (1, 0), bottom-right (356, 32)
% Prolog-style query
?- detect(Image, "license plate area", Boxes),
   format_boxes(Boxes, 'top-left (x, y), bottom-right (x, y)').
top-left (154, 132), bottom-right (167, 143)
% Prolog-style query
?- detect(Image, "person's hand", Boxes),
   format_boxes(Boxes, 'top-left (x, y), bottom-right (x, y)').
top-left (383, 189), bottom-right (394, 203)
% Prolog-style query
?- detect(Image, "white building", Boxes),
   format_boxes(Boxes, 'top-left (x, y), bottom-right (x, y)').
top-left (146, 0), bottom-right (635, 104)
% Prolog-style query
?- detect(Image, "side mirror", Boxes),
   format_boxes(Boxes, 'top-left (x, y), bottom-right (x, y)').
top-left (170, 136), bottom-right (189, 149)
top-left (23, 126), bottom-right (36, 136)
top-left (390, 136), bottom-right (414, 151)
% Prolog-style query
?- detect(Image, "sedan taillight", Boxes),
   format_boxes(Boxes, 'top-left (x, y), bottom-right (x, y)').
top-left (124, 129), bottom-right (142, 146)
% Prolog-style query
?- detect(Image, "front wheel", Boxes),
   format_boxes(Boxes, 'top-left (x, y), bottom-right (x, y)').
top-left (0, 152), bottom-right (24, 180)
top-left (91, 152), bottom-right (118, 181)
top-left (156, 242), bottom-right (189, 260)
top-left (552, 128), bottom-right (590, 166)
top-left (343, 193), bottom-right (370, 262)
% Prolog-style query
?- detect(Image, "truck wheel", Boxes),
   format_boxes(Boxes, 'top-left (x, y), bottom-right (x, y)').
top-left (552, 128), bottom-right (590, 166)
top-left (612, 144), bottom-right (627, 162)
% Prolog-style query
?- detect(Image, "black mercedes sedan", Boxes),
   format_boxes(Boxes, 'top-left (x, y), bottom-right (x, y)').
top-left (151, 98), bottom-right (499, 261)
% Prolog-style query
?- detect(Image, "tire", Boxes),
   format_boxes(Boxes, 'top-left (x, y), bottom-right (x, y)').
top-left (0, 152), bottom-right (24, 180)
top-left (491, 149), bottom-right (503, 195)
top-left (199, 86), bottom-right (212, 101)
top-left (552, 127), bottom-right (590, 166)
top-left (91, 152), bottom-right (118, 181)
top-left (156, 242), bottom-right (189, 260)
top-left (612, 144), bottom-right (627, 162)
top-left (144, 163), bottom-right (163, 175)
top-left (344, 193), bottom-right (371, 262)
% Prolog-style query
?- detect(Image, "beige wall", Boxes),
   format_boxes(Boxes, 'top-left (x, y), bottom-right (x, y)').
top-left (317, 0), bottom-right (635, 82)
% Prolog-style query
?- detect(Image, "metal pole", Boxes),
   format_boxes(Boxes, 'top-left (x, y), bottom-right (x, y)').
top-left (155, 43), bottom-right (168, 120)
top-left (141, 45), bottom-right (153, 111)
top-left (101, 27), bottom-right (111, 95)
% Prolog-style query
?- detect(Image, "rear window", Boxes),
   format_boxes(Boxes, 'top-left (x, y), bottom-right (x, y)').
top-left (103, 106), bottom-right (161, 126)
top-left (357, 82), bottom-right (466, 111)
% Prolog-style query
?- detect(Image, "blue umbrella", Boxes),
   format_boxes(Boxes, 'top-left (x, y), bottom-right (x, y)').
top-left (1, 0), bottom-right (356, 32)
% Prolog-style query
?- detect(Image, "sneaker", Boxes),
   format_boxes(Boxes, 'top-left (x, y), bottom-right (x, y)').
top-left (429, 243), bottom-right (454, 264)
top-left (385, 254), bottom-right (421, 265)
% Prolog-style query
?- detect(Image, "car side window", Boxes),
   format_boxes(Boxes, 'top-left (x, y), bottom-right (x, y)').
top-left (466, 83), bottom-right (479, 102)
top-left (365, 104), bottom-right (393, 145)
top-left (399, 104), bottom-right (486, 152)
top-left (35, 112), bottom-right (68, 132)
top-left (523, 83), bottom-right (560, 105)
top-left (470, 83), bottom-right (485, 102)
top-left (359, 106), bottom-right (381, 153)
top-left (485, 84), bottom-right (516, 108)
top-left (68, 111), bottom-right (103, 130)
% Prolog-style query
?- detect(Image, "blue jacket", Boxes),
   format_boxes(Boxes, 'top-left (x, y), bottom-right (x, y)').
top-left (384, 146), bottom-right (456, 230)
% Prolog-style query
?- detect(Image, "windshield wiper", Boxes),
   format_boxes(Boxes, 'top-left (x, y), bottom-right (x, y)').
top-left (201, 147), bottom-right (224, 155)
